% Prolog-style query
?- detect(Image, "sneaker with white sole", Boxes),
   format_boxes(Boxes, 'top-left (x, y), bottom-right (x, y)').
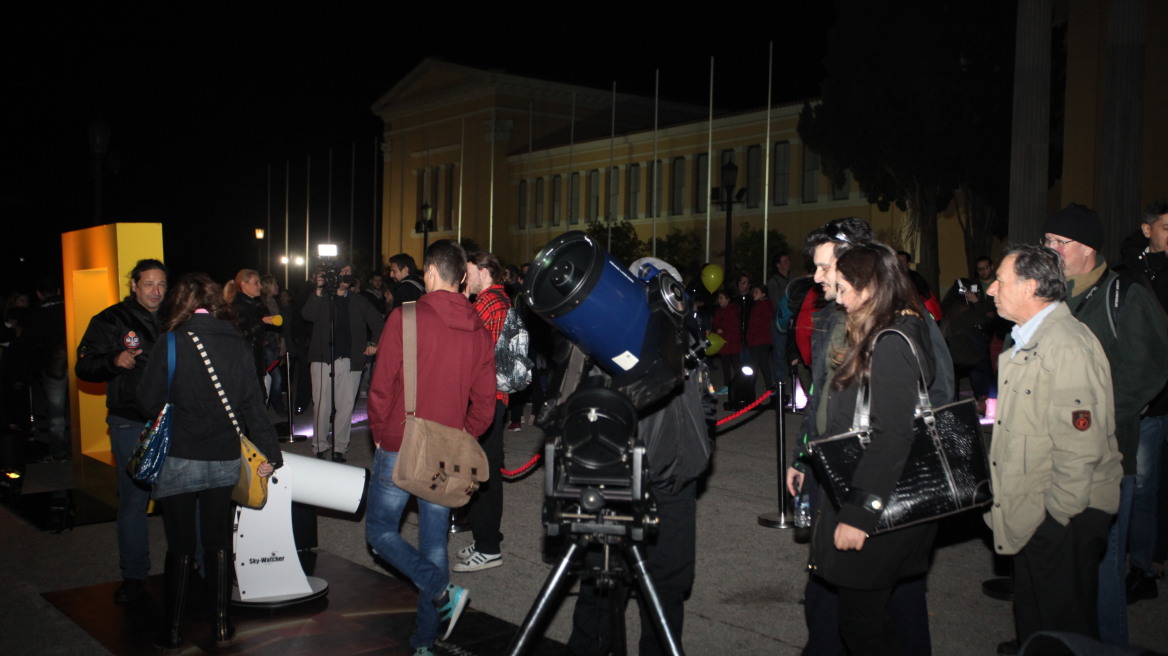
top-left (435, 583), bottom-right (469, 640)
top-left (452, 548), bottom-right (502, 572)
top-left (456, 542), bottom-right (477, 561)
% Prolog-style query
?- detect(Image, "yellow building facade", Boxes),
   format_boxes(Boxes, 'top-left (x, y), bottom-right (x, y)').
top-left (374, 59), bottom-right (974, 285)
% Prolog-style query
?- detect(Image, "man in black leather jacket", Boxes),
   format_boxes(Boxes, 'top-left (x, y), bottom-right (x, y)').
top-left (75, 258), bottom-right (167, 604)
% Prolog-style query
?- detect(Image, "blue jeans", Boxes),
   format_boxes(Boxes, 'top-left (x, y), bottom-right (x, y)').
top-left (1097, 475), bottom-right (1134, 645)
top-left (1131, 415), bottom-right (1168, 576)
top-left (108, 415), bottom-right (153, 580)
top-left (366, 449), bottom-right (450, 649)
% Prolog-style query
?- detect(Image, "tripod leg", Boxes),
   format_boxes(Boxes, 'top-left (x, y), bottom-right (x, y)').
top-left (506, 538), bottom-right (584, 656)
top-left (624, 543), bottom-right (685, 656)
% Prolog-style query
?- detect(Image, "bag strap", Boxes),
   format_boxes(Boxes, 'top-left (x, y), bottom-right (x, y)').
top-left (188, 332), bottom-right (244, 438)
top-left (166, 332), bottom-right (176, 398)
top-left (852, 328), bottom-right (932, 431)
top-left (402, 302), bottom-right (418, 415)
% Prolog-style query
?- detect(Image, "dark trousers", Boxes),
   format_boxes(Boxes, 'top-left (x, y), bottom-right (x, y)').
top-left (1012, 508), bottom-right (1111, 645)
top-left (467, 400), bottom-right (506, 554)
top-left (156, 486), bottom-right (235, 557)
top-left (803, 575), bottom-right (931, 656)
top-left (567, 481), bottom-right (697, 656)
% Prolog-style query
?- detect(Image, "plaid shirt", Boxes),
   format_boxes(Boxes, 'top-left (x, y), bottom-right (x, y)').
top-left (474, 284), bottom-right (510, 405)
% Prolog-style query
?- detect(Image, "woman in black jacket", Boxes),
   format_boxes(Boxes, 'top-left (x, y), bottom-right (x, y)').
top-left (138, 273), bottom-right (282, 651)
top-left (809, 243), bottom-right (938, 656)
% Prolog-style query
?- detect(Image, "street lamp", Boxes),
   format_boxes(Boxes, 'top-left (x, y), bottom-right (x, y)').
top-left (255, 228), bottom-right (265, 272)
top-left (719, 161), bottom-right (741, 277)
top-left (416, 202), bottom-right (435, 253)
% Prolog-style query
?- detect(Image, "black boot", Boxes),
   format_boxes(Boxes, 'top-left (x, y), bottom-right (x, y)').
top-left (154, 552), bottom-right (192, 651)
top-left (207, 550), bottom-right (236, 647)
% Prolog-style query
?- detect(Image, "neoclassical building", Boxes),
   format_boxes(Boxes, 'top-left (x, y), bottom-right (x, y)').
top-left (371, 58), bottom-right (923, 283)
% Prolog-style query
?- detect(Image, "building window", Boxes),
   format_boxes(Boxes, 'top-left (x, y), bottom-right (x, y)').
top-left (587, 169), bottom-right (600, 222)
top-left (517, 179), bottom-right (528, 229)
top-left (443, 165), bottom-right (454, 230)
top-left (534, 177), bottom-right (545, 228)
top-left (832, 169), bottom-right (851, 200)
top-left (647, 159), bottom-right (663, 218)
top-left (772, 141), bottom-right (790, 206)
top-left (670, 157), bottom-right (686, 215)
top-left (746, 145), bottom-right (762, 209)
top-left (802, 145), bottom-right (820, 204)
top-left (627, 163), bottom-right (640, 219)
top-left (607, 166), bottom-right (619, 220)
top-left (569, 172), bottom-right (581, 224)
top-left (694, 152), bottom-right (708, 213)
top-left (552, 175), bottom-right (562, 226)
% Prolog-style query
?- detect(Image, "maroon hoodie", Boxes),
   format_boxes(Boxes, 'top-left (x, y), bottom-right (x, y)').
top-left (368, 290), bottom-right (496, 452)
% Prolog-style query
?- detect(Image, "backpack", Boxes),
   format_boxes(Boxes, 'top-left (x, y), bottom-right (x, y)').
top-left (495, 304), bottom-right (533, 394)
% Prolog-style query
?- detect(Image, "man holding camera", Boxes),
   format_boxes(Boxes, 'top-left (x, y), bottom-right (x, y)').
top-left (302, 265), bottom-right (384, 462)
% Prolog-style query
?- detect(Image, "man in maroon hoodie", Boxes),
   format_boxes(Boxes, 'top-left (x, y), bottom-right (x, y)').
top-left (366, 239), bottom-right (496, 656)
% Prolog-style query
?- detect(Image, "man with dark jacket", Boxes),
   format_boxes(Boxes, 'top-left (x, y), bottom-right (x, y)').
top-left (1042, 203), bottom-right (1168, 646)
top-left (75, 258), bottom-right (167, 604)
top-left (1117, 199), bottom-right (1168, 603)
top-left (302, 271), bottom-right (384, 462)
top-left (389, 253), bottom-right (425, 309)
top-left (787, 219), bottom-right (953, 656)
top-left (27, 278), bottom-right (68, 460)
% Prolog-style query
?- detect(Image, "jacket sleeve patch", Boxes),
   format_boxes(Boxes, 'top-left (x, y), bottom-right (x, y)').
top-left (1072, 410), bottom-right (1091, 432)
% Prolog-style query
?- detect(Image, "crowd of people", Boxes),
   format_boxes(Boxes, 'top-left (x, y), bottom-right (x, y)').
top-left (4, 199), bottom-right (1168, 654)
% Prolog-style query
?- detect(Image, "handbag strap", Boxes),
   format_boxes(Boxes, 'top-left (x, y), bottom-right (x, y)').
top-left (852, 328), bottom-right (933, 431)
top-left (188, 332), bottom-right (245, 438)
top-left (165, 332), bottom-right (175, 398)
top-left (402, 302), bottom-right (418, 415)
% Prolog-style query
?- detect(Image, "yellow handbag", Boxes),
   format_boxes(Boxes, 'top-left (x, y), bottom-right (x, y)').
top-left (233, 435), bottom-right (269, 509)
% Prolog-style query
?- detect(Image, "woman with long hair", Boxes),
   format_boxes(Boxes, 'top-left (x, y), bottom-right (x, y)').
top-left (224, 269), bottom-right (271, 393)
top-left (137, 273), bottom-right (282, 650)
top-left (809, 242), bottom-right (938, 655)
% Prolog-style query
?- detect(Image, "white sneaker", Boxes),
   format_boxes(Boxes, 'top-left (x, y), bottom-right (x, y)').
top-left (452, 549), bottom-right (502, 572)
top-left (456, 542), bottom-right (476, 560)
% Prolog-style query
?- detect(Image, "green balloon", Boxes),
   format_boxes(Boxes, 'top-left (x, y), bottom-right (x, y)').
top-left (702, 264), bottom-right (724, 294)
top-left (705, 332), bottom-right (725, 355)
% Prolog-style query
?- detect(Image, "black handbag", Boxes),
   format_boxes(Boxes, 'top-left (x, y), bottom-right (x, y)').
top-left (807, 329), bottom-right (992, 533)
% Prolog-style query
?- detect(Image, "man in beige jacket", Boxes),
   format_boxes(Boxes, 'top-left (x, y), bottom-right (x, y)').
top-left (986, 244), bottom-right (1122, 654)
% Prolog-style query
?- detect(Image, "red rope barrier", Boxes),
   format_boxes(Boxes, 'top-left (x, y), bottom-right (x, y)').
top-left (501, 452), bottom-right (542, 480)
top-left (715, 389), bottom-right (773, 427)
top-left (499, 388), bottom-right (777, 479)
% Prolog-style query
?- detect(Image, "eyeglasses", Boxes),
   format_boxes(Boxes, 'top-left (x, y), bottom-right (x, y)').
top-left (1042, 236), bottom-right (1075, 248)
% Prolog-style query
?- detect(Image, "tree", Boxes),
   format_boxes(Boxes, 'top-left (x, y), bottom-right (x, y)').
top-left (586, 220), bottom-right (648, 267)
top-left (725, 222), bottom-right (790, 285)
top-left (650, 227), bottom-right (704, 283)
top-left (798, 0), bottom-right (1014, 289)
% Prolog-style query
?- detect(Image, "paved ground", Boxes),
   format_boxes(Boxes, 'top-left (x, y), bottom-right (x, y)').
top-left (3, 393), bottom-right (1166, 655)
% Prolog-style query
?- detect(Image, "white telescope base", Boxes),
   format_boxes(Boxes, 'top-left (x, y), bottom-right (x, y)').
top-left (231, 452), bottom-right (367, 607)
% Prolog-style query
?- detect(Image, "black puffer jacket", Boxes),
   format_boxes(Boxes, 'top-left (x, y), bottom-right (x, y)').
top-left (137, 314), bottom-right (282, 466)
top-left (75, 297), bottom-right (162, 422)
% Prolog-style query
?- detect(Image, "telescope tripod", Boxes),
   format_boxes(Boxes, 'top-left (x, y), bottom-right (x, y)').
top-left (505, 534), bottom-right (684, 656)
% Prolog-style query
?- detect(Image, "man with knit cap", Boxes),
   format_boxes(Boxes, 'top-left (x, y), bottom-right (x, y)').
top-left (1042, 202), bottom-right (1168, 646)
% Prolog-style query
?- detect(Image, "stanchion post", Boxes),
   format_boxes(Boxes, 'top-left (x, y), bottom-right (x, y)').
top-left (757, 380), bottom-right (792, 528)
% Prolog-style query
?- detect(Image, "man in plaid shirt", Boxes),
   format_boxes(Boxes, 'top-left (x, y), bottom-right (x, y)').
top-left (454, 250), bottom-right (511, 572)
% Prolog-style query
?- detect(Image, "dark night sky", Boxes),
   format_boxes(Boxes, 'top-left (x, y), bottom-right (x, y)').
top-left (2, 13), bottom-right (834, 295)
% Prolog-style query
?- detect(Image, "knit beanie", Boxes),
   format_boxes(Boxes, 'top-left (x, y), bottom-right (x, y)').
top-left (1042, 203), bottom-right (1104, 252)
